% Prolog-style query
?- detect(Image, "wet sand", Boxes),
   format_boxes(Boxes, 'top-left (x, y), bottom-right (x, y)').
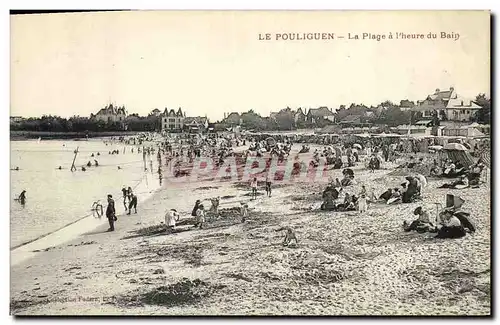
top-left (10, 156), bottom-right (491, 315)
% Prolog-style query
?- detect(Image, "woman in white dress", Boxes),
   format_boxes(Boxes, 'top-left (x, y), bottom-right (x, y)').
top-left (165, 208), bottom-right (180, 231)
top-left (358, 185), bottom-right (368, 213)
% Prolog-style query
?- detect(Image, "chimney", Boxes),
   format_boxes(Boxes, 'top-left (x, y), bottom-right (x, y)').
top-left (461, 100), bottom-right (464, 106)
top-left (435, 88), bottom-right (440, 93)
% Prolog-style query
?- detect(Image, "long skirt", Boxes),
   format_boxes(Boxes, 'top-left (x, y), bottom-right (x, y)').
top-left (435, 226), bottom-right (466, 239)
top-left (358, 197), bottom-right (367, 212)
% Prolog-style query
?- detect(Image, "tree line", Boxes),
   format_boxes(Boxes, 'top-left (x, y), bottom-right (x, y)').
top-left (11, 94), bottom-right (491, 133)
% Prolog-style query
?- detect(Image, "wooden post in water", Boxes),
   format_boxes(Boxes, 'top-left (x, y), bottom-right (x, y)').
top-left (70, 146), bottom-right (79, 172)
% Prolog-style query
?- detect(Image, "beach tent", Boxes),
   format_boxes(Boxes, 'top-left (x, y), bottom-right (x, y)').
top-left (428, 145), bottom-right (443, 151)
top-left (443, 142), bottom-right (475, 168)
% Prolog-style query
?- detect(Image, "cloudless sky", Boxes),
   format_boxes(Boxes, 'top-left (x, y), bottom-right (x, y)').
top-left (11, 10), bottom-right (490, 121)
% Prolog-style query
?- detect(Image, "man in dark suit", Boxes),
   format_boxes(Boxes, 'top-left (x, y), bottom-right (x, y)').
top-left (106, 194), bottom-right (116, 231)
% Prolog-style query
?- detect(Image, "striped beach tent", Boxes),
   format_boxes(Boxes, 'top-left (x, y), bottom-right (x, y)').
top-left (478, 148), bottom-right (491, 168)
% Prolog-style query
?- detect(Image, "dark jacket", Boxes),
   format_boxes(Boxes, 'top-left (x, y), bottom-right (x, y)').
top-left (106, 199), bottom-right (116, 218)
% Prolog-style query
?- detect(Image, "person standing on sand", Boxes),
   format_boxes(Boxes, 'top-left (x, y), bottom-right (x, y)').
top-left (121, 186), bottom-right (128, 211)
top-left (17, 190), bottom-right (26, 206)
top-left (358, 185), bottom-right (368, 213)
top-left (251, 177), bottom-right (258, 200)
top-left (106, 194), bottom-right (116, 232)
top-left (240, 203), bottom-right (249, 223)
top-left (127, 193), bottom-right (138, 215)
top-left (195, 204), bottom-right (206, 229)
top-left (265, 175), bottom-right (272, 197)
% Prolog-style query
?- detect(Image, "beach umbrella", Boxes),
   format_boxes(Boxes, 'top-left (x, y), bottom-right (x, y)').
top-left (266, 137), bottom-right (276, 147)
top-left (353, 143), bottom-right (362, 150)
top-left (443, 143), bottom-right (467, 151)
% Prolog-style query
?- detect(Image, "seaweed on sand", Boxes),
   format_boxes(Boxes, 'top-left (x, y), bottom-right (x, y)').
top-left (114, 278), bottom-right (226, 308)
top-left (194, 186), bottom-right (220, 191)
top-left (121, 224), bottom-right (168, 240)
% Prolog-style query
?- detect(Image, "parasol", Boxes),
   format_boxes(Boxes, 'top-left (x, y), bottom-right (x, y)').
top-left (353, 143), bottom-right (362, 150)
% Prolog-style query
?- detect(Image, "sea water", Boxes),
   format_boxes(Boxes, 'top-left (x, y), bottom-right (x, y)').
top-left (10, 139), bottom-right (163, 250)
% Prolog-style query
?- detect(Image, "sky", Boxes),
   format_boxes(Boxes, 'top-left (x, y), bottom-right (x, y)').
top-left (10, 10), bottom-right (490, 121)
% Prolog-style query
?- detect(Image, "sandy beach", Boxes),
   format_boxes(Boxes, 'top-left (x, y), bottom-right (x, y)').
top-left (10, 155), bottom-right (491, 316)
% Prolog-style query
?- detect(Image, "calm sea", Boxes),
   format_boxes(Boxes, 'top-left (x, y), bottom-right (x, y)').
top-left (10, 139), bottom-right (163, 249)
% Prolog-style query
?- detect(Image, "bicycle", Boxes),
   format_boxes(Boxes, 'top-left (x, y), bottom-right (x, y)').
top-left (91, 200), bottom-right (104, 218)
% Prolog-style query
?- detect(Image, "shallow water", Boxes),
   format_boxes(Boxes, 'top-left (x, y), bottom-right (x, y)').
top-left (10, 139), bottom-right (163, 249)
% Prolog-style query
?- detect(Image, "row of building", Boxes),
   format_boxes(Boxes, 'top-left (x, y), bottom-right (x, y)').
top-left (90, 104), bottom-right (209, 132)
top-left (10, 86), bottom-right (486, 133)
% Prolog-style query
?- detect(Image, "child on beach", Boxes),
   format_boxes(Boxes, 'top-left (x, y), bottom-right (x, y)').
top-left (265, 175), bottom-right (272, 197)
top-left (195, 204), bottom-right (206, 229)
top-left (251, 177), bottom-right (258, 200)
top-left (240, 203), bottom-right (249, 223)
top-left (358, 185), bottom-right (368, 213)
top-left (275, 226), bottom-right (299, 247)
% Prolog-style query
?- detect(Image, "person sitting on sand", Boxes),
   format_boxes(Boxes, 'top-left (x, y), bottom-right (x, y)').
top-left (402, 176), bottom-right (419, 203)
top-left (387, 188), bottom-right (402, 205)
top-left (87, 161), bottom-right (92, 168)
top-left (81, 166), bottom-right (86, 171)
top-left (438, 174), bottom-right (469, 189)
top-left (468, 162), bottom-right (485, 186)
top-left (443, 160), bottom-right (456, 177)
top-left (275, 226), bottom-right (299, 247)
top-left (332, 157), bottom-right (343, 169)
top-left (194, 204), bottom-right (206, 229)
top-left (403, 206), bottom-right (434, 233)
top-left (321, 185), bottom-right (338, 211)
top-left (347, 154), bottom-right (355, 167)
top-left (209, 197), bottom-right (220, 218)
top-left (435, 209), bottom-right (466, 239)
top-left (165, 208), bottom-right (180, 232)
top-left (430, 160), bottom-right (442, 177)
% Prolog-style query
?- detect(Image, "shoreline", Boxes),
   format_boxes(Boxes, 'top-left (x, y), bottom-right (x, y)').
top-left (10, 131), bottom-right (142, 141)
top-left (11, 168), bottom-right (163, 266)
